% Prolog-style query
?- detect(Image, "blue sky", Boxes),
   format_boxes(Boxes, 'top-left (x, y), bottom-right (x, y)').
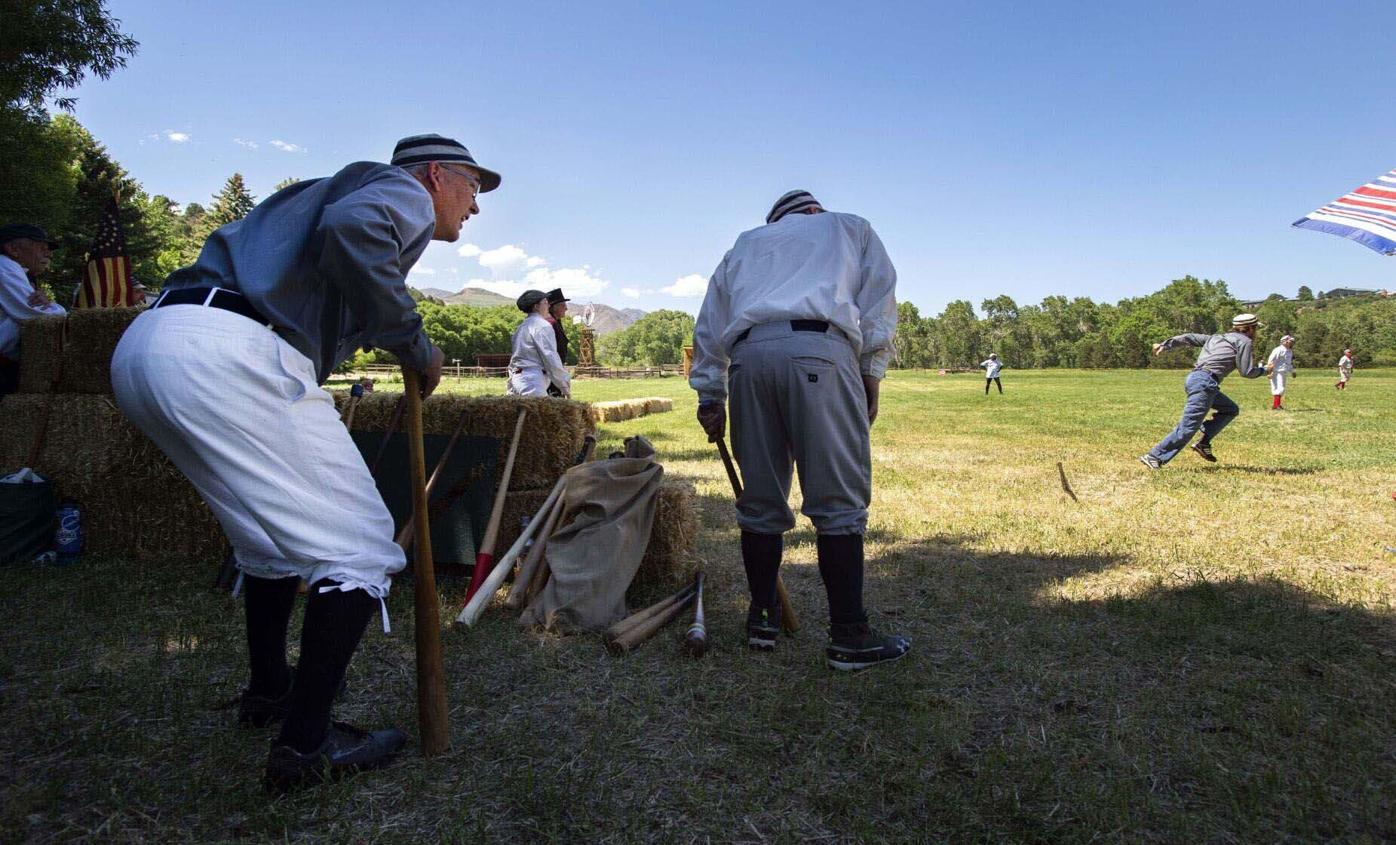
top-left (68, 0), bottom-right (1395, 314)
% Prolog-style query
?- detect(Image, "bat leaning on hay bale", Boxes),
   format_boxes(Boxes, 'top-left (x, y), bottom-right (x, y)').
top-left (463, 409), bottom-right (528, 602)
top-left (456, 478), bottom-right (564, 626)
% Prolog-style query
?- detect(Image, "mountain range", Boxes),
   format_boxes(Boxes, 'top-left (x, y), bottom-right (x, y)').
top-left (411, 287), bottom-right (646, 335)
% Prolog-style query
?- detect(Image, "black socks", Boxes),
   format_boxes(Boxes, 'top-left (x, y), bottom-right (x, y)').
top-left (276, 580), bottom-right (375, 754)
top-left (740, 531), bottom-right (783, 609)
top-left (243, 574), bottom-right (300, 696)
top-left (817, 533), bottom-right (865, 625)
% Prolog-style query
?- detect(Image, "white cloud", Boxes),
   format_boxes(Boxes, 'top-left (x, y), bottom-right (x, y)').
top-left (456, 243), bottom-right (482, 258)
top-left (412, 267), bottom-right (437, 275)
top-left (270, 140), bottom-right (306, 153)
top-left (526, 256), bottom-right (547, 268)
top-left (233, 138), bottom-right (259, 149)
top-left (620, 287), bottom-right (643, 299)
top-left (661, 273), bottom-right (708, 297)
top-left (523, 265), bottom-right (609, 298)
top-left (477, 244), bottom-right (529, 271)
top-left (164, 131), bottom-right (191, 143)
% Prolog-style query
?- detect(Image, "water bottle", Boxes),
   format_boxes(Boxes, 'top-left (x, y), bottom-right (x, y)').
top-left (54, 501), bottom-right (83, 565)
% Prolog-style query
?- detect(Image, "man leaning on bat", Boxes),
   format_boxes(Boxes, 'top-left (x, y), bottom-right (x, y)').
top-left (111, 133), bottom-right (500, 792)
top-left (690, 189), bottom-right (909, 671)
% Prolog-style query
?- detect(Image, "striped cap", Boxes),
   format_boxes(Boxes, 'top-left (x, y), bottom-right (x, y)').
top-left (1231, 313), bottom-right (1260, 328)
top-left (766, 190), bottom-right (822, 224)
top-left (391, 134), bottom-right (501, 192)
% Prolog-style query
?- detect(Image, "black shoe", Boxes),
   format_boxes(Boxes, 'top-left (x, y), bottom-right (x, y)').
top-left (237, 673), bottom-right (348, 727)
top-left (263, 721), bottom-right (406, 795)
top-left (826, 617), bottom-right (910, 671)
top-left (1191, 441), bottom-right (1217, 462)
top-left (746, 604), bottom-right (781, 651)
top-left (238, 683), bottom-right (293, 727)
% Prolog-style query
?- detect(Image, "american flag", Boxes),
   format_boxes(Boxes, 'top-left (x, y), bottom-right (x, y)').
top-left (1292, 168), bottom-right (1396, 256)
top-left (73, 196), bottom-right (139, 308)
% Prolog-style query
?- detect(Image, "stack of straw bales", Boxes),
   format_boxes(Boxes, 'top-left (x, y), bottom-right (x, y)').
top-left (589, 397), bottom-right (674, 423)
top-left (5, 310), bottom-right (698, 582)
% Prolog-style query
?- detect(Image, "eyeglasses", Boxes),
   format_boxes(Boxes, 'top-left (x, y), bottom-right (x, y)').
top-left (439, 164), bottom-right (482, 194)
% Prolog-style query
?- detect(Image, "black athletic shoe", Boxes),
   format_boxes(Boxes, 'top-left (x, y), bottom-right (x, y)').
top-left (1191, 441), bottom-right (1217, 462)
top-left (263, 721), bottom-right (406, 795)
top-left (826, 618), bottom-right (911, 671)
top-left (238, 684), bottom-right (293, 727)
top-left (746, 604), bottom-right (781, 651)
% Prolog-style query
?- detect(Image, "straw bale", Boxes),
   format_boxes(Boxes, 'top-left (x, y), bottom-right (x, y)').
top-left (495, 477), bottom-right (696, 600)
top-left (0, 394), bottom-right (227, 561)
top-left (16, 308), bottom-right (142, 395)
top-left (588, 397), bottom-right (673, 423)
top-left (344, 393), bottom-right (592, 492)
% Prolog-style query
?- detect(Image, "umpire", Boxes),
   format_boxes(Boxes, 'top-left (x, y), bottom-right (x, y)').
top-left (690, 190), bottom-right (909, 671)
top-left (111, 133), bottom-right (500, 791)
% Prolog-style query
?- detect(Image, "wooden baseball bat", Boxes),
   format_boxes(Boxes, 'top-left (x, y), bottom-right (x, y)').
top-left (607, 580), bottom-right (699, 655)
top-left (393, 405), bottom-right (472, 551)
top-left (402, 368), bottom-right (449, 757)
top-left (368, 394), bottom-right (408, 479)
top-left (683, 570), bottom-right (708, 658)
top-left (456, 477), bottom-right (565, 626)
top-left (505, 485), bottom-right (566, 609)
top-left (463, 408), bottom-right (528, 602)
top-left (605, 582), bottom-right (696, 642)
top-left (715, 438), bottom-right (800, 634)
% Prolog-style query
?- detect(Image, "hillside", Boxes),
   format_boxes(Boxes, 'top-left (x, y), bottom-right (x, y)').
top-left (408, 287), bottom-right (647, 333)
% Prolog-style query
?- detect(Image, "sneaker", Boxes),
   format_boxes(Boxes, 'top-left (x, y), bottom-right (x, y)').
top-left (238, 683), bottom-right (293, 728)
top-left (826, 617), bottom-right (911, 671)
top-left (263, 721), bottom-right (406, 795)
top-left (746, 604), bottom-right (781, 651)
top-left (1191, 441), bottom-right (1217, 462)
top-left (1138, 454), bottom-right (1161, 471)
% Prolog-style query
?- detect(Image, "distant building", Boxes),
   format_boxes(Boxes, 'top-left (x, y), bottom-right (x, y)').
top-left (1240, 287), bottom-right (1390, 309)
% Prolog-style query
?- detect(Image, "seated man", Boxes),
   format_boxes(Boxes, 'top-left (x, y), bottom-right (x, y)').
top-left (0, 224), bottom-right (67, 396)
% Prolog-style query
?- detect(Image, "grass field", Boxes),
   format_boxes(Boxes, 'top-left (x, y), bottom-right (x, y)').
top-left (4, 368), bottom-right (1395, 843)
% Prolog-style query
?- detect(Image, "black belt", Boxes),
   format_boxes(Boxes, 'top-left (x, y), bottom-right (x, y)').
top-left (734, 319), bottom-right (829, 345)
top-left (153, 287), bottom-right (273, 327)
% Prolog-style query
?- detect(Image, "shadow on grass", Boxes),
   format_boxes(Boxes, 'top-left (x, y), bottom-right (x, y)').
top-left (1199, 464), bottom-right (1322, 476)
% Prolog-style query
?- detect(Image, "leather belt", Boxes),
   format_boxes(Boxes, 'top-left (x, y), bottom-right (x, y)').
top-left (734, 319), bottom-right (830, 345)
top-left (153, 287), bottom-right (273, 328)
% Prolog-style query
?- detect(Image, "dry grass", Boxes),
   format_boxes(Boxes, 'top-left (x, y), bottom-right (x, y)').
top-left (3, 368), bottom-right (1395, 843)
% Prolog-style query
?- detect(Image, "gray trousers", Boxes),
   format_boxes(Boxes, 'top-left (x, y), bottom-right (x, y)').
top-left (729, 322), bottom-right (871, 535)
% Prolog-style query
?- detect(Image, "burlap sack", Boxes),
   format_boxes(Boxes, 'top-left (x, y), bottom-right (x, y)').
top-left (520, 457), bottom-right (663, 632)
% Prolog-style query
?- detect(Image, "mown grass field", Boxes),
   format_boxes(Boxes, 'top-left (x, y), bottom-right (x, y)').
top-left (3, 368), bottom-right (1395, 843)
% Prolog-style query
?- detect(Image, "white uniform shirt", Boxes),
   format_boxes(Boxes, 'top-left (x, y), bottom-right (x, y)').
top-left (507, 313), bottom-right (570, 397)
top-left (689, 211), bottom-right (898, 403)
top-left (981, 358), bottom-right (1002, 378)
top-left (1266, 345), bottom-right (1294, 374)
top-left (1337, 354), bottom-right (1353, 374)
top-left (0, 255), bottom-right (66, 358)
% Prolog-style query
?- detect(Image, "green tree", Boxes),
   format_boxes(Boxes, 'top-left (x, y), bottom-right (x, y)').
top-left (1296, 285), bottom-right (1314, 301)
top-left (0, 0), bottom-right (138, 118)
top-left (0, 109), bottom-right (83, 234)
top-left (205, 173), bottom-right (256, 230)
top-left (599, 310), bottom-right (696, 366)
top-left (935, 300), bottom-right (980, 368)
top-left (272, 177), bottom-right (301, 193)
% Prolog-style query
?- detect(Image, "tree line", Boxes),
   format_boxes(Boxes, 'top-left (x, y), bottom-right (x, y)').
top-left (895, 277), bottom-right (1395, 371)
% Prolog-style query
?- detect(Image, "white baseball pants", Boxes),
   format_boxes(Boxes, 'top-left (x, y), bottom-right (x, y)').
top-left (111, 305), bottom-right (405, 608)
top-left (1269, 372), bottom-right (1288, 396)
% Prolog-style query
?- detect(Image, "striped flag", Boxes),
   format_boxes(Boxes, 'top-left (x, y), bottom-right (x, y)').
top-left (1292, 168), bottom-right (1396, 256)
top-left (73, 197), bottom-right (139, 308)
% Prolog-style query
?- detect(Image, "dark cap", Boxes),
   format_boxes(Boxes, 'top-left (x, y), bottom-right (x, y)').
top-left (391, 134), bottom-right (502, 192)
top-left (546, 288), bottom-right (569, 305)
top-left (516, 289), bottom-right (548, 313)
top-left (0, 223), bottom-right (59, 247)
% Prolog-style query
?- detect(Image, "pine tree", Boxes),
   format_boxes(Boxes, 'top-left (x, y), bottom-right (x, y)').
top-left (272, 176), bottom-right (300, 192)
top-left (205, 173), bottom-right (256, 230)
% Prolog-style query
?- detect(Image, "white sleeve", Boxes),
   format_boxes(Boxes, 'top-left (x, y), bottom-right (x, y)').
top-left (688, 255), bottom-right (731, 404)
top-left (0, 264), bottom-right (65, 322)
top-left (855, 225), bottom-right (897, 379)
top-left (531, 319), bottom-right (570, 392)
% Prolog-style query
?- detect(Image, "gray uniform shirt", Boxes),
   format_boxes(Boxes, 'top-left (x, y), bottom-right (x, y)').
top-left (1160, 331), bottom-right (1266, 380)
top-left (163, 161), bottom-right (434, 383)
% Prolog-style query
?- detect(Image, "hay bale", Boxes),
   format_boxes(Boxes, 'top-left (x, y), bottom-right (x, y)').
top-left (16, 308), bottom-right (142, 395)
top-left (495, 477), bottom-right (697, 599)
top-left (0, 394), bottom-right (227, 561)
top-left (345, 393), bottom-right (592, 492)
top-left (588, 397), bottom-right (673, 423)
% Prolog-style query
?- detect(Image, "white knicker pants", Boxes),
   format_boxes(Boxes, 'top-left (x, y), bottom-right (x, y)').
top-left (111, 305), bottom-right (405, 602)
top-left (506, 367), bottom-right (549, 396)
top-left (1269, 372), bottom-right (1288, 396)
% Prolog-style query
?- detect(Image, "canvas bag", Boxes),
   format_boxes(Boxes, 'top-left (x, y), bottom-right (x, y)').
top-left (520, 456), bottom-right (663, 632)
